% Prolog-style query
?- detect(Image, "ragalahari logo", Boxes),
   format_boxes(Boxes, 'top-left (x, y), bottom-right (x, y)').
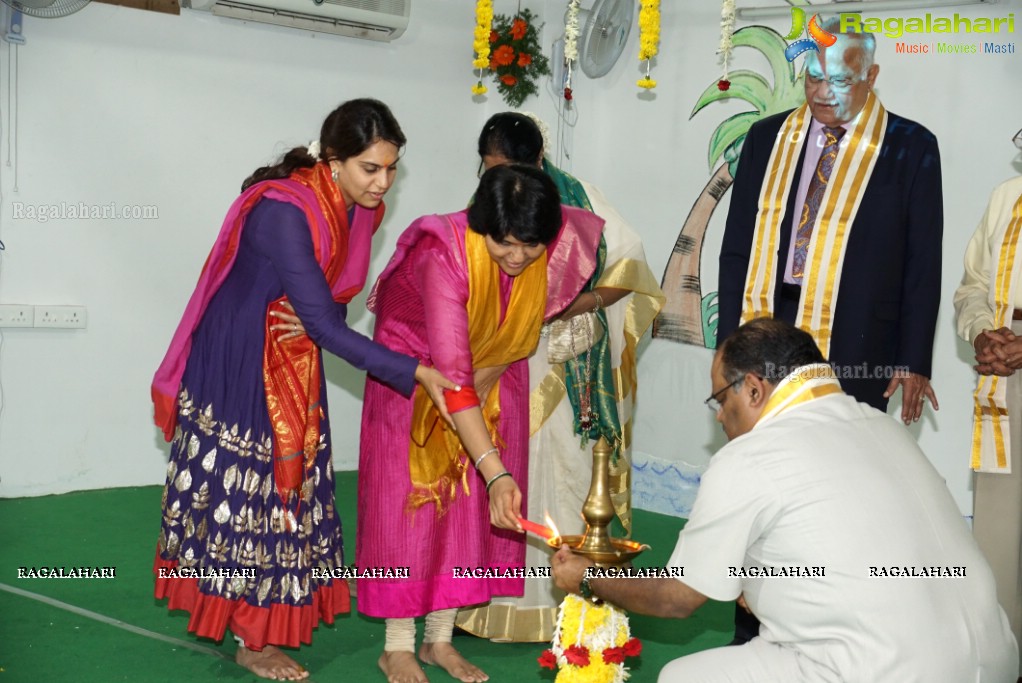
top-left (784, 7), bottom-right (837, 62)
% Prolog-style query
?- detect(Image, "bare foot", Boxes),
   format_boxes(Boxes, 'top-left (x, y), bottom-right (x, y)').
top-left (419, 642), bottom-right (488, 682)
top-left (235, 644), bottom-right (310, 681)
top-left (379, 650), bottom-right (428, 683)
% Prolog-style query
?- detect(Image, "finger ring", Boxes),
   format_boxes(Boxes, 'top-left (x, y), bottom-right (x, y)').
top-left (293, 323), bottom-right (298, 331)
top-left (919, 396), bottom-right (925, 403)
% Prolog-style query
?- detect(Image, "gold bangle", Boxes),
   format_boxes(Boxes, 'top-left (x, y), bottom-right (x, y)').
top-left (592, 291), bottom-right (604, 312)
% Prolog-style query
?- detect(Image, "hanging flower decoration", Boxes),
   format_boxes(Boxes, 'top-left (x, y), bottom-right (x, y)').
top-left (563, 0), bottom-right (581, 102)
top-left (637, 0), bottom-right (660, 89)
top-left (471, 0), bottom-right (494, 96)
top-left (538, 594), bottom-right (642, 682)
top-left (486, 8), bottom-right (551, 109)
top-left (717, 0), bottom-right (736, 91)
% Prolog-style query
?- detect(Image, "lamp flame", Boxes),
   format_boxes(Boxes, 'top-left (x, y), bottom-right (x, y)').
top-left (544, 512), bottom-right (561, 543)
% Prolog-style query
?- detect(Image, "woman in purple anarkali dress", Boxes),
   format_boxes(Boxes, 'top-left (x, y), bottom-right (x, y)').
top-left (150, 99), bottom-right (453, 681)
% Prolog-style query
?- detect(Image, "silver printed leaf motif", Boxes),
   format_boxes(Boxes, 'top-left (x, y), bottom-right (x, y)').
top-left (201, 448), bottom-right (217, 472)
top-left (213, 500), bottom-right (231, 525)
top-left (243, 469), bottom-right (261, 496)
top-left (192, 481), bottom-right (211, 511)
top-left (223, 464), bottom-right (239, 493)
top-left (257, 576), bottom-right (273, 603)
top-left (187, 434), bottom-right (201, 461)
top-left (174, 469), bottom-right (193, 493)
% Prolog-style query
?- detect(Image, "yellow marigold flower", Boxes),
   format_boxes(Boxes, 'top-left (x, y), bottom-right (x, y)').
top-left (638, 0), bottom-right (660, 61)
top-left (471, 82), bottom-right (488, 95)
top-left (637, 77), bottom-right (657, 89)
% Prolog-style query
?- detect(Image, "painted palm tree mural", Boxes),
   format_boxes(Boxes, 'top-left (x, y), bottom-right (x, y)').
top-left (653, 26), bottom-right (806, 347)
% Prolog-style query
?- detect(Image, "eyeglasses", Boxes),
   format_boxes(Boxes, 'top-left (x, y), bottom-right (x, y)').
top-left (805, 71), bottom-right (863, 92)
top-left (1013, 128), bottom-right (1022, 150)
top-left (704, 379), bottom-right (741, 413)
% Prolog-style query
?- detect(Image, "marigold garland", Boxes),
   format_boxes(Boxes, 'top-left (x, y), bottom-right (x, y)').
top-left (472, 0), bottom-right (494, 96)
top-left (637, 0), bottom-right (660, 90)
top-left (539, 594), bottom-right (641, 683)
top-left (485, 8), bottom-right (551, 109)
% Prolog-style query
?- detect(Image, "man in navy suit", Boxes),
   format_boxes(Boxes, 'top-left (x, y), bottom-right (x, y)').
top-left (716, 18), bottom-right (943, 643)
top-left (717, 18), bottom-right (942, 422)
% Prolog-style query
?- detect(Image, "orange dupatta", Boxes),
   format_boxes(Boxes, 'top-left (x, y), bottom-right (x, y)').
top-left (262, 163), bottom-right (381, 503)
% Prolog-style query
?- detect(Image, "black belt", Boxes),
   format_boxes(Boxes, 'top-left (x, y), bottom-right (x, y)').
top-left (780, 283), bottom-right (802, 302)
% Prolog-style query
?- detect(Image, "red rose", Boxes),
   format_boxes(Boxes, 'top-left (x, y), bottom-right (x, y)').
top-left (511, 18), bottom-right (527, 40)
top-left (517, 52), bottom-right (532, 67)
top-left (564, 645), bottom-right (590, 667)
top-left (537, 650), bottom-right (557, 670)
top-left (500, 74), bottom-right (518, 86)
top-left (622, 637), bottom-right (643, 657)
top-left (717, 79), bottom-right (731, 91)
top-left (489, 30), bottom-right (498, 43)
top-left (602, 647), bottom-right (626, 664)
top-left (564, 87), bottom-right (573, 101)
top-left (493, 44), bottom-right (516, 67)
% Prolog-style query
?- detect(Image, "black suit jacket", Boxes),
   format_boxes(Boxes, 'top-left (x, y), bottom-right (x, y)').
top-left (717, 109), bottom-right (943, 409)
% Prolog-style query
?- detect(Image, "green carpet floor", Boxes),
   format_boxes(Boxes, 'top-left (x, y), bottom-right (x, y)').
top-left (0, 472), bottom-right (732, 682)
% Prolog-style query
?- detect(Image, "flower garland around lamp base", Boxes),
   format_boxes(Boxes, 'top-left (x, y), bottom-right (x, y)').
top-left (637, 0), bottom-right (660, 90)
top-left (487, 8), bottom-right (551, 109)
top-left (539, 594), bottom-right (642, 682)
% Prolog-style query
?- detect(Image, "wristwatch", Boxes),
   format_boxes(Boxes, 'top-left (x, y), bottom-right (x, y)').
top-left (579, 575), bottom-right (601, 603)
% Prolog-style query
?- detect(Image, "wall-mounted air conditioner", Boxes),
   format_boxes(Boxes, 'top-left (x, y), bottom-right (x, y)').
top-left (183, 0), bottom-right (410, 41)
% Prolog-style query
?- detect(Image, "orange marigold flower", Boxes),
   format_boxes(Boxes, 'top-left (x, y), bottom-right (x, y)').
top-left (500, 74), bottom-right (518, 86)
top-left (510, 18), bottom-right (527, 40)
top-left (517, 52), bottom-right (532, 67)
top-left (489, 29), bottom-right (498, 43)
top-left (492, 44), bottom-right (516, 67)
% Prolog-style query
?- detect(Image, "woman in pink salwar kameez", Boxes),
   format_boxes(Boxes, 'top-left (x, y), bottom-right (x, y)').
top-left (357, 164), bottom-right (603, 683)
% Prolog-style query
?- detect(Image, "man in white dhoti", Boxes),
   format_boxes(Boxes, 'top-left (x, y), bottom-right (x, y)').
top-left (954, 141), bottom-right (1022, 676)
top-left (552, 318), bottom-right (1017, 682)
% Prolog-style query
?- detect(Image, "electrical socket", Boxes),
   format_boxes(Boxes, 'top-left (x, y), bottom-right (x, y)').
top-left (34, 305), bottom-right (87, 329)
top-left (0, 304), bottom-right (34, 327)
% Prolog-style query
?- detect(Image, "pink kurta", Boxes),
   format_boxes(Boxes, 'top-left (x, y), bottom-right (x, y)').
top-left (356, 208), bottom-right (602, 618)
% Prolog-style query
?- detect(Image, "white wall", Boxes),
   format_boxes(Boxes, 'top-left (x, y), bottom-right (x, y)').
top-left (0, 0), bottom-right (1020, 522)
top-left (0, 0), bottom-right (562, 494)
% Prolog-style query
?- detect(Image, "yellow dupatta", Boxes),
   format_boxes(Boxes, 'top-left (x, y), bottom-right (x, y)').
top-left (971, 191), bottom-right (1022, 473)
top-left (741, 93), bottom-right (887, 358)
top-left (406, 227), bottom-right (548, 514)
top-left (757, 363), bottom-right (843, 425)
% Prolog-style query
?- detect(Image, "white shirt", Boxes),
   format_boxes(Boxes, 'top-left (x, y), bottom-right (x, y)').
top-left (954, 175), bottom-right (1022, 344)
top-left (668, 391), bottom-right (1017, 682)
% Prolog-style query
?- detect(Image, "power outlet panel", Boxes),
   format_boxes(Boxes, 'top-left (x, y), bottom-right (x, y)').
top-left (34, 305), bottom-right (87, 329)
top-left (0, 304), bottom-right (34, 327)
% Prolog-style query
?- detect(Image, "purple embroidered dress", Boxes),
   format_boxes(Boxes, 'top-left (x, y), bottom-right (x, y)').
top-left (154, 198), bottom-right (417, 648)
